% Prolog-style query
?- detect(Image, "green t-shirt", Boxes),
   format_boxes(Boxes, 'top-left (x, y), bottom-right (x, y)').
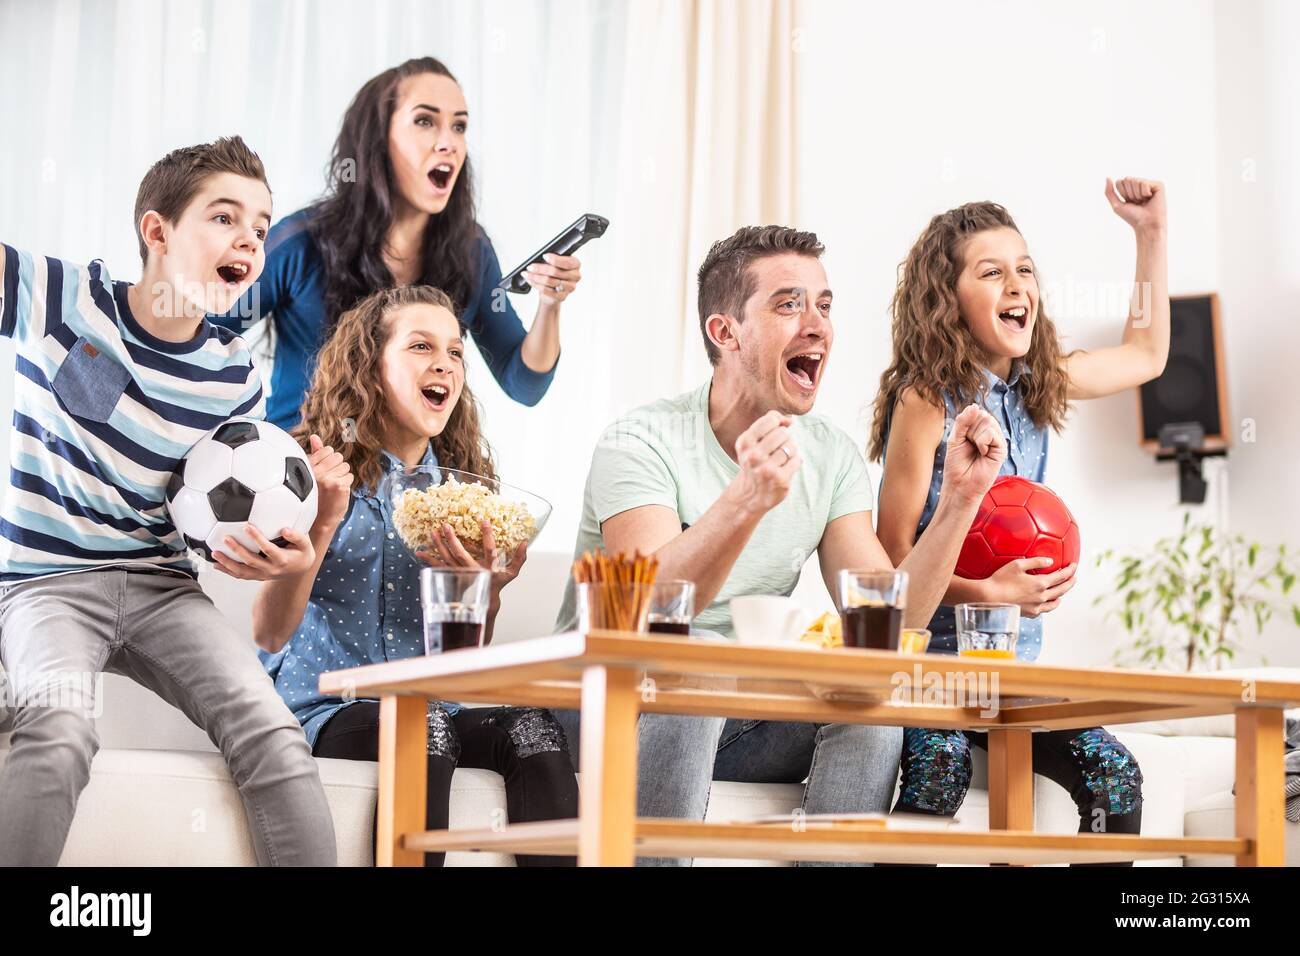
top-left (555, 380), bottom-right (874, 638)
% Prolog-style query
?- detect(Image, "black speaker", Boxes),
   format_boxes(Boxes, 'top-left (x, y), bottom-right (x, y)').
top-left (1138, 293), bottom-right (1229, 453)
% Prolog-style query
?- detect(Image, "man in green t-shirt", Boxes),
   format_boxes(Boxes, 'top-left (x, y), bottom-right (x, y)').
top-left (556, 225), bottom-right (1006, 865)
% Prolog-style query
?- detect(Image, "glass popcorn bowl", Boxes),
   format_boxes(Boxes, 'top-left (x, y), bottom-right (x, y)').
top-left (380, 465), bottom-right (552, 571)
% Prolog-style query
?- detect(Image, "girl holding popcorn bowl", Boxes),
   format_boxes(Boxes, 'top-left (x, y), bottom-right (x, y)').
top-left (249, 285), bottom-right (577, 867)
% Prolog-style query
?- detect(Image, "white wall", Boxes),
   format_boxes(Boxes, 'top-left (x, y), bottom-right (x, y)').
top-left (1213, 0), bottom-right (1300, 666)
top-left (0, 0), bottom-right (1295, 667)
top-left (787, 0), bottom-right (1270, 668)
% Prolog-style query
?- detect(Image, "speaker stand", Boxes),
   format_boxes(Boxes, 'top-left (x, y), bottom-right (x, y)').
top-left (1154, 445), bottom-right (1227, 505)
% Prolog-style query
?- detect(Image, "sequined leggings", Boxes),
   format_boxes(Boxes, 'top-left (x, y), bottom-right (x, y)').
top-left (313, 701), bottom-right (579, 866)
top-left (893, 726), bottom-right (1144, 867)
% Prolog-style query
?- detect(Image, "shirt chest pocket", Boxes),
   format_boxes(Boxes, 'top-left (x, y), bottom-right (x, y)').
top-left (51, 336), bottom-right (131, 424)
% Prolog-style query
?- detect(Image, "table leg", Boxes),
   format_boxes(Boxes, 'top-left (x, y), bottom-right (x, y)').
top-left (376, 695), bottom-right (427, 867)
top-left (577, 665), bottom-right (640, 867)
top-left (1235, 707), bottom-right (1285, 867)
top-left (987, 728), bottom-right (1034, 858)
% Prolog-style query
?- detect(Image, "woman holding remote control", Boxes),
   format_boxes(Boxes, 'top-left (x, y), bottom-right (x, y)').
top-left (212, 56), bottom-right (584, 430)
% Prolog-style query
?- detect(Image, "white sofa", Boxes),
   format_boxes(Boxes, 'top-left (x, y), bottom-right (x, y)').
top-left (1, 552), bottom-right (1296, 866)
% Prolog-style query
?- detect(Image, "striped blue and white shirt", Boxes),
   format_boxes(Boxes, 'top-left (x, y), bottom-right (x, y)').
top-left (0, 245), bottom-right (265, 581)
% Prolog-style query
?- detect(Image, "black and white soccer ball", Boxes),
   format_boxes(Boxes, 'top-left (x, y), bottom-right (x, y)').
top-left (166, 417), bottom-right (318, 562)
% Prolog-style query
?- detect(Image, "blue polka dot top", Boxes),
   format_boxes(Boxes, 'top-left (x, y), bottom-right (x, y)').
top-left (881, 361), bottom-right (1050, 660)
top-left (260, 443), bottom-right (458, 748)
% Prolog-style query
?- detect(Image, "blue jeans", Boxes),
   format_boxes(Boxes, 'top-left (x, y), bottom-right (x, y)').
top-left (557, 709), bottom-right (902, 866)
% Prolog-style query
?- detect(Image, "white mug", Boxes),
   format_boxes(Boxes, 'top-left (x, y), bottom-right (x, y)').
top-left (730, 595), bottom-right (807, 646)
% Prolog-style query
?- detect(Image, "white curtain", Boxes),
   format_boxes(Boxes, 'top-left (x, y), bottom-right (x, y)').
top-left (0, 0), bottom-right (802, 551)
top-left (602, 0), bottom-right (800, 396)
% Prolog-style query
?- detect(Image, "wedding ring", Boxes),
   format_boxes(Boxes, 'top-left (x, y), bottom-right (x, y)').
top-left (555, 281), bottom-right (565, 293)
top-left (780, 444), bottom-right (792, 464)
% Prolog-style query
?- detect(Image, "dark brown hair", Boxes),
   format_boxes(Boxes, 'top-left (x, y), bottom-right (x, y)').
top-left (133, 136), bottom-right (269, 264)
top-left (696, 225), bottom-right (825, 365)
top-left (309, 56), bottom-right (479, 332)
top-left (867, 202), bottom-right (1073, 461)
top-left (293, 285), bottom-right (495, 493)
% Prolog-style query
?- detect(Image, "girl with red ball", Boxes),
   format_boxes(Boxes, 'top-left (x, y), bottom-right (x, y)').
top-left (868, 178), bottom-right (1170, 858)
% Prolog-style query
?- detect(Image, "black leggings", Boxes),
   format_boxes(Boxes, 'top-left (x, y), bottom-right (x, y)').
top-left (313, 701), bottom-right (579, 866)
top-left (892, 725), bottom-right (1144, 867)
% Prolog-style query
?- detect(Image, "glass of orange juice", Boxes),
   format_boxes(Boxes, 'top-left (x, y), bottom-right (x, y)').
top-left (955, 603), bottom-right (1019, 659)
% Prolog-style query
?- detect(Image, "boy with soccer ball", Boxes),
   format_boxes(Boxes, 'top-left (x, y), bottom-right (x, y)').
top-left (0, 137), bottom-right (344, 865)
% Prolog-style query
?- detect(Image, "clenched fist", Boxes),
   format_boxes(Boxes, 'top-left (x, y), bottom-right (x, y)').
top-left (941, 404), bottom-right (1007, 505)
top-left (307, 434), bottom-right (354, 533)
top-left (725, 410), bottom-right (802, 517)
top-left (1105, 176), bottom-right (1166, 237)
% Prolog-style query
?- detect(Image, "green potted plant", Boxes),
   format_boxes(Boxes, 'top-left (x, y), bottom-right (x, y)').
top-left (1094, 512), bottom-right (1300, 671)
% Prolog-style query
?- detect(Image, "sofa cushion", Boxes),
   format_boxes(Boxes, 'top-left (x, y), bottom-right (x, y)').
top-left (93, 673), bottom-right (219, 753)
top-left (0, 747), bottom-right (378, 866)
top-left (694, 780), bottom-right (804, 866)
top-left (1183, 790), bottom-right (1300, 866)
top-left (1166, 736), bottom-right (1237, 808)
top-left (0, 745), bottom-right (815, 866)
top-left (0, 745), bottom-right (530, 867)
top-left (0, 735), bottom-right (1236, 867)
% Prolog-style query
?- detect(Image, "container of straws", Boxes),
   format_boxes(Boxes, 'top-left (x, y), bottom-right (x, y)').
top-left (572, 549), bottom-right (660, 634)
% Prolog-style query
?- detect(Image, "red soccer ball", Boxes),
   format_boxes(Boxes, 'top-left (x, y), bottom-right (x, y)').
top-left (955, 476), bottom-right (1080, 579)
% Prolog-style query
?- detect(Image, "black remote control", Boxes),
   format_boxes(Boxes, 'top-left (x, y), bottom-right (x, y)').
top-left (497, 213), bottom-right (610, 294)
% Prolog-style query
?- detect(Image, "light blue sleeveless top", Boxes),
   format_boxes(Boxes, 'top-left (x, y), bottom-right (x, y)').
top-left (881, 361), bottom-right (1049, 660)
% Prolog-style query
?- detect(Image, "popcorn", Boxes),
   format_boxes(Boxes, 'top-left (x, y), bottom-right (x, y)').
top-left (392, 475), bottom-right (536, 556)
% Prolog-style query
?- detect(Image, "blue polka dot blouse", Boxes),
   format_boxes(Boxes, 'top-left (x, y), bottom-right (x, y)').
top-left (260, 443), bottom-right (459, 747)
top-left (881, 361), bottom-right (1050, 660)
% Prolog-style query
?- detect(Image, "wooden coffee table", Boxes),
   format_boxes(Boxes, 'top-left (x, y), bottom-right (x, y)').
top-left (319, 632), bottom-right (1300, 866)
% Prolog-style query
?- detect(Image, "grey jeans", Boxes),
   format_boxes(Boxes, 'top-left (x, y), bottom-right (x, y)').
top-left (557, 709), bottom-right (902, 867)
top-left (0, 568), bottom-right (337, 866)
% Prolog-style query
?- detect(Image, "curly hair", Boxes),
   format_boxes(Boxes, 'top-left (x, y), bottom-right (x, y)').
top-left (867, 201), bottom-right (1073, 461)
top-left (292, 285), bottom-right (495, 492)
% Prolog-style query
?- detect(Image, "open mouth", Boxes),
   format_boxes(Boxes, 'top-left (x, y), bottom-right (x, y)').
top-left (428, 163), bottom-right (454, 191)
top-left (216, 261), bottom-right (250, 286)
top-left (421, 384), bottom-right (450, 411)
top-left (784, 352), bottom-right (823, 392)
top-left (998, 306), bottom-right (1029, 332)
